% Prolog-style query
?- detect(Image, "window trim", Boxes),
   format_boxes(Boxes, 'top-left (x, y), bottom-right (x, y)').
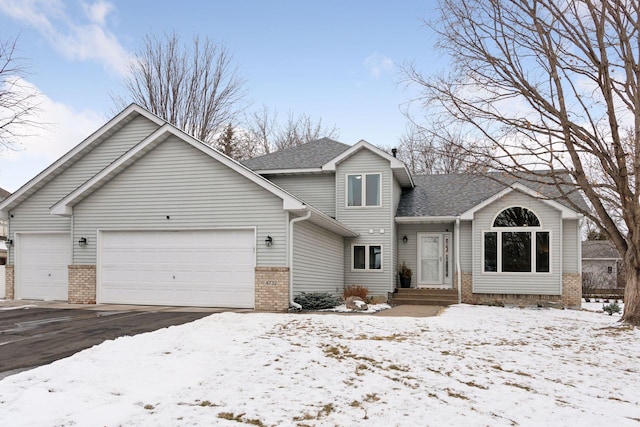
top-left (345, 173), bottom-right (382, 208)
top-left (490, 206), bottom-right (543, 228)
top-left (482, 206), bottom-right (552, 275)
top-left (351, 243), bottom-right (384, 272)
top-left (482, 230), bottom-right (552, 274)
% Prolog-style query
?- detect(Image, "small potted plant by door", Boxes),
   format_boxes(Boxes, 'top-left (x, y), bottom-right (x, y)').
top-left (398, 261), bottom-right (412, 288)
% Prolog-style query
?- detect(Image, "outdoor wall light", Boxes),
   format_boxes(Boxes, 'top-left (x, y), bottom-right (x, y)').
top-left (78, 237), bottom-right (87, 246)
top-left (5, 239), bottom-right (13, 246)
top-left (265, 235), bottom-right (273, 247)
top-left (402, 235), bottom-right (408, 244)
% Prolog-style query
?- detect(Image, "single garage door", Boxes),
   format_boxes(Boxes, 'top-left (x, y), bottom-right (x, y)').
top-left (99, 230), bottom-right (255, 308)
top-left (16, 233), bottom-right (71, 301)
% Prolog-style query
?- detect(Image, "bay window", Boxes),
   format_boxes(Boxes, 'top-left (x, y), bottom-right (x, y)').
top-left (483, 207), bottom-right (550, 273)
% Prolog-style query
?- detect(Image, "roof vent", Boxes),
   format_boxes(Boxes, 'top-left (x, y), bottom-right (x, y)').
top-left (391, 148), bottom-right (397, 158)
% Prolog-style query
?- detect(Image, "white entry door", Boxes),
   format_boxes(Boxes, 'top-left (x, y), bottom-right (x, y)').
top-left (16, 233), bottom-right (71, 300)
top-left (418, 233), bottom-right (453, 288)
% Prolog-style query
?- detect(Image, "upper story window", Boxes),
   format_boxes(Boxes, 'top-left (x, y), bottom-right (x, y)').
top-left (347, 173), bottom-right (381, 207)
top-left (484, 207), bottom-right (550, 273)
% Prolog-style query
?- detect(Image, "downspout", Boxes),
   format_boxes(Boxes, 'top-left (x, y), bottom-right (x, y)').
top-left (455, 216), bottom-right (462, 304)
top-left (289, 209), bottom-right (312, 310)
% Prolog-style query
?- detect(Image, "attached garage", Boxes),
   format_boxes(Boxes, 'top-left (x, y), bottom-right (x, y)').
top-left (16, 233), bottom-right (71, 301)
top-left (98, 229), bottom-right (256, 308)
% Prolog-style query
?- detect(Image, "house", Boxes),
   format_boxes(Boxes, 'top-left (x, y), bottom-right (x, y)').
top-left (0, 186), bottom-right (10, 298)
top-left (0, 104), bottom-right (586, 310)
top-left (582, 240), bottom-right (622, 289)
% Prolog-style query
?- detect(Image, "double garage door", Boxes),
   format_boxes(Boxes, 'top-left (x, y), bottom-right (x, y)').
top-left (15, 230), bottom-right (255, 308)
top-left (100, 230), bottom-right (256, 308)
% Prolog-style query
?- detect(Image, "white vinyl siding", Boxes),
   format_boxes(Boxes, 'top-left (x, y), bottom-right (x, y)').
top-left (337, 150), bottom-right (393, 295)
top-left (473, 192), bottom-right (562, 295)
top-left (459, 221), bottom-right (472, 272)
top-left (7, 115), bottom-right (160, 264)
top-left (73, 136), bottom-right (288, 267)
top-left (292, 220), bottom-right (343, 295)
top-left (267, 174), bottom-right (336, 217)
top-left (562, 219), bottom-right (580, 273)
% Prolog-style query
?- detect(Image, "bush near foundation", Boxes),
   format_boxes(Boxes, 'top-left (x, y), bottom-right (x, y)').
top-left (343, 285), bottom-right (369, 301)
top-left (294, 292), bottom-right (341, 310)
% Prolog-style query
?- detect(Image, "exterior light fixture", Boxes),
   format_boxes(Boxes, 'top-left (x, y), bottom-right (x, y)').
top-left (78, 237), bottom-right (87, 246)
top-left (265, 235), bottom-right (273, 247)
top-left (402, 235), bottom-right (408, 244)
top-left (5, 239), bottom-right (13, 246)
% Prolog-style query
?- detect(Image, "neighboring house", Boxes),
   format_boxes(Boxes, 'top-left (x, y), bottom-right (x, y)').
top-left (0, 186), bottom-right (10, 298)
top-left (0, 104), bottom-right (587, 310)
top-left (582, 240), bottom-right (622, 289)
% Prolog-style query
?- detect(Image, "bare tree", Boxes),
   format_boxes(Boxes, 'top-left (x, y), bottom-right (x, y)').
top-left (397, 123), bottom-right (485, 174)
top-left (404, 0), bottom-right (640, 325)
top-left (114, 31), bottom-right (246, 145)
top-left (243, 106), bottom-right (339, 155)
top-left (0, 34), bottom-right (39, 152)
top-left (215, 123), bottom-right (257, 161)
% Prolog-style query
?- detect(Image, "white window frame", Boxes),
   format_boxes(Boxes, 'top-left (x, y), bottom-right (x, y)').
top-left (483, 206), bottom-right (551, 274)
top-left (351, 243), bottom-right (384, 272)
top-left (346, 173), bottom-right (382, 208)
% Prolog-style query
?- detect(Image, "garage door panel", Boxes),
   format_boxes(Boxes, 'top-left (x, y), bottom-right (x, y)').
top-left (17, 233), bottom-right (70, 301)
top-left (99, 230), bottom-right (255, 308)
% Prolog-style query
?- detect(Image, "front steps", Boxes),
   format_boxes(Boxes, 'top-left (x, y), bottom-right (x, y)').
top-left (390, 288), bottom-right (458, 306)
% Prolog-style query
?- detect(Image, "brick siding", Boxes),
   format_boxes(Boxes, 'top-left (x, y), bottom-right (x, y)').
top-left (458, 272), bottom-right (582, 308)
top-left (5, 264), bottom-right (13, 299)
top-left (561, 273), bottom-right (582, 308)
top-left (255, 267), bottom-right (289, 312)
top-left (68, 265), bottom-right (96, 304)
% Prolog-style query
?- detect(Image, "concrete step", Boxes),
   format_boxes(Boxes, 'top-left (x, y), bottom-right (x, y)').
top-left (391, 288), bottom-right (458, 306)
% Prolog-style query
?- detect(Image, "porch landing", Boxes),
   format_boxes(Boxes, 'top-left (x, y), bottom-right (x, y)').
top-left (390, 288), bottom-right (458, 306)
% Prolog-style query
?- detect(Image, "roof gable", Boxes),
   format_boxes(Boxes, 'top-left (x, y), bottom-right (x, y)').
top-left (51, 124), bottom-right (307, 215)
top-left (0, 104), bottom-right (164, 218)
top-left (321, 140), bottom-right (414, 187)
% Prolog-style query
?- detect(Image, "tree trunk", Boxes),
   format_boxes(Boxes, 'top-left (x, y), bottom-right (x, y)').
top-left (621, 257), bottom-right (640, 326)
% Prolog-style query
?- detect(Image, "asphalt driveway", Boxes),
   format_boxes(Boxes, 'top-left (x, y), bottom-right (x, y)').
top-left (0, 302), bottom-right (236, 379)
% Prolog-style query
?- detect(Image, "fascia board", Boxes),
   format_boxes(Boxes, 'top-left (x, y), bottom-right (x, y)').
top-left (51, 123), bottom-right (307, 215)
top-left (1, 104), bottom-right (164, 215)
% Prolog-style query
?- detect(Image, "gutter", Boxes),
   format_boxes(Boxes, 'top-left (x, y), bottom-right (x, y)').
top-left (288, 210), bottom-right (312, 310)
top-left (455, 216), bottom-right (462, 304)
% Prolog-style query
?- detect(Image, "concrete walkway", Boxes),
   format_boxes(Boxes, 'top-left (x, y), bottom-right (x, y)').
top-left (374, 305), bottom-right (445, 317)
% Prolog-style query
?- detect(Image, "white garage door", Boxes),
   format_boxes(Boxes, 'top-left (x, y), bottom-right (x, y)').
top-left (99, 230), bottom-right (255, 308)
top-left (16, 233), bottom-right (71, 301)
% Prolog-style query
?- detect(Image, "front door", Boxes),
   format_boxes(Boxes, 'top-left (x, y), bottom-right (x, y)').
top-left (417, 233), bottom-right (453, 288)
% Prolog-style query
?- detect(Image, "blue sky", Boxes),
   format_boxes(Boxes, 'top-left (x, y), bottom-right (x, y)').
top-left (0, 0), bottom-right (443, 192)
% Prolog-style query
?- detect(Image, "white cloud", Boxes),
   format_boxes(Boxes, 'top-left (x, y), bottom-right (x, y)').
top-left (363, 52), bottom-right (394, 79)
top-left (0, 78), bottom-right (103, 192)
top-left (82, 0), bottom-right (113, 26)
top-left (0, 0), bottom-right (131, 75)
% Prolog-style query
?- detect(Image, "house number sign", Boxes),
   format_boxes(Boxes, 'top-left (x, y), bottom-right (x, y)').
top-left (265, 280), bottom-right (278, 286)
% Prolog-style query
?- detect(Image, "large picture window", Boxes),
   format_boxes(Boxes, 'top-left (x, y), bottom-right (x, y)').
top-left (483, 207), bottom-right (550, 273)
top-left (352, 244), bottom-right (382, 270)
top-left (347, 174), bottom-right (381, 207)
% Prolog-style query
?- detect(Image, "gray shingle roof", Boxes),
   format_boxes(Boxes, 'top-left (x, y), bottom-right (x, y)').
top-left (397, 172), bottom-right (589, 217)
top-left (242, 138), bottom-right (351, 171)
top-left (582, 240), bottom-right (620, 259)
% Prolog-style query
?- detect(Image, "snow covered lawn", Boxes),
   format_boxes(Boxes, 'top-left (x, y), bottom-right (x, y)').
top-left (0, 305), bottom-right (638, 426)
